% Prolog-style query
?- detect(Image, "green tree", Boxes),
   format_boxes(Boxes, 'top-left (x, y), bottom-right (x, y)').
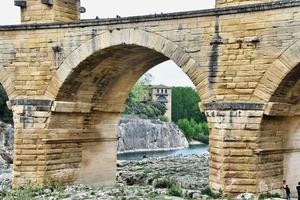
top-left (0, 85), bottom-right (13, 124)
top-left (130, 73), bottom-right (152, 102)
top-left (171, 87), bottom-right (206, 123)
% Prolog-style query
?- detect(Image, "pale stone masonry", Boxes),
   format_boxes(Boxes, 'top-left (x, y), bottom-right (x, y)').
top-left (0, 0), bottom-right (300, 197)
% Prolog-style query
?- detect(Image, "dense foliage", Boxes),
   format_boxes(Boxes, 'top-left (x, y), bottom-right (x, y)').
top-left (171, 87), bottom-right (206, 123)
top-left (124, 94), bottom-right (167, 119)
top-left (171, 87), bottom-right (209, 144)
top-left (123, 74), bottom-right (167, 119)
top-left (0, 85), bottom-right (12, 124)
top-left (177, 119), bottom-right (209, 144)
top-left (129, 73), bottom-right (152, 102)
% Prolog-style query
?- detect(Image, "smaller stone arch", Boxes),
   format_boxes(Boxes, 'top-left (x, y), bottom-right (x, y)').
top-left (0, 38), bottom-right (16, 100)
top-left (46, 29), bottom-right (207, 100)
top-left (253, 40), bottom-right (300, 102)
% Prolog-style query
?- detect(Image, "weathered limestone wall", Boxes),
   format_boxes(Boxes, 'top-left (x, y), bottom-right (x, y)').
top-left (256, 116), bottom-right (286, 194)
top-left (204, 102), bottom-right (264, 195)
top-left (20, 0), bottom-right (80, 23)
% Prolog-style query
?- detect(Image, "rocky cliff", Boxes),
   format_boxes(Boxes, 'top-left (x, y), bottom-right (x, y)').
top-left (118, 118), bottom-right (188, 153)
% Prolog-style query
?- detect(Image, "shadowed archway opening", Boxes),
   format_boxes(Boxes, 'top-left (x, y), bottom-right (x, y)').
top-left (258, 63), bottom-right (300, 197)
top-left (0, 83), bottom-right (13, 165)
top-left (47, 43), bottom-right (208, 186)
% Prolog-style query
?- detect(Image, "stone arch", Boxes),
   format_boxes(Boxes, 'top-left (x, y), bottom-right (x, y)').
top-left (0, 65), bottom-right (15, 100)
top-left (43, 29), bottom-right (209, 186)
top-left (0, 37), bottom-right (16, 100)
top-left (252, 40), bottom-right (300, 197)
top-left (253, 40), bottom-right (300, 102)
top-left (46, 29), bottom-right (205, 100)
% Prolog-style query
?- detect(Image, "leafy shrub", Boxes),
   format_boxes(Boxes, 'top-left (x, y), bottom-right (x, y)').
top-left (259, 192), bottom-right (280, 200)
top-left (168, 184), bottom-right (183, 197)
top-left (154, 179), bottom-right (174, 189)
top-left (159, 115), bottom-right (169, 122)
top-left (124, 99), bottom-right (167, 119)
top-left (201, 186), bottom-right (222, 199)
top-left (177, 118), bottom-right (209, 143)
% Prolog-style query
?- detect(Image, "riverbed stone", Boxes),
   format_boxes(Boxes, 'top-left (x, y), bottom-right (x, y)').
top-left (0, 154), bottom-right (210, 199)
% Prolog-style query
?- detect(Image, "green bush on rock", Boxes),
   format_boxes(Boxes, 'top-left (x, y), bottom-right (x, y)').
top-left (201, 186), bottom-right (222, 199)
top-left (177, 118), bottom-right (209, 144)
top-left (258, 192), bottom-right (280, 200)
top-left (168, 184), bottom-right (183, 197)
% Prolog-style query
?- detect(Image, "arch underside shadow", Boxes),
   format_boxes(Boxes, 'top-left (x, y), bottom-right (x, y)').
top-left (253, 40), bottom-right (300, 102)
top-left (0, 66), bottom-right (15, 100)
top-left (257, 64), bottom-right (300, 197)
top-left (56, 45), bottom-right (168, 109)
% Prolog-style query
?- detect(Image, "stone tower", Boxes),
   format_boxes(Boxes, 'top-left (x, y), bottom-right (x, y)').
top-left (148, 85), bottom-right (172, 121)
top-left (14, 0), bottom-right (82, 23)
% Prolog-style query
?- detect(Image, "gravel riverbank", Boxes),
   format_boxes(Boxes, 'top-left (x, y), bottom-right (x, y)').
top-left (0, 154), bottom-right (210, 200)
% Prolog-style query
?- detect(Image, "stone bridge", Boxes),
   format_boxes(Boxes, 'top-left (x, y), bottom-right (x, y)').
top-left (1, 0), bottom-right (300, 197)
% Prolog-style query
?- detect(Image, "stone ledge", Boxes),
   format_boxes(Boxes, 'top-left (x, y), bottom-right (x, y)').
top-left (254, 148), bottom-right (300, 155)
top-left (51, 101), bottom-right (92, 113)
top-left (1, 0), bottom-right (300, 31)
top-left (42, 137), bottom-right (118, 144)
top-left (203, 102), bottom-right (265, 110)
top-left (11, 99), bottom-right (53, 106)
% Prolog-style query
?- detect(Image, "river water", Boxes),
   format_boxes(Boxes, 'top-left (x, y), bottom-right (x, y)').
top-left (117, 144), bottom-right (208, 160)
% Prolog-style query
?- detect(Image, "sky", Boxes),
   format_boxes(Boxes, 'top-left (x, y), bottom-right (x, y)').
top-left (0, 0), bottom-right (215, 87)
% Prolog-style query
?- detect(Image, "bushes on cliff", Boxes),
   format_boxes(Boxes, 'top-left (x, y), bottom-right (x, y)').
top-left (124, 95), bottom-right (167, 119)
top-left (123, 73), bottom-right (167, 119)
top-left (177, 119), bottom-right (209, 144)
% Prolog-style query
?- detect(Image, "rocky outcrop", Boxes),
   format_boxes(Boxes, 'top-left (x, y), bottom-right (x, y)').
top-left (0, 122), bottom-right (13, 165)
top-left (0, 122), bottom-right (13, 181)
top-left (118, 118), bottom-right (188, 153)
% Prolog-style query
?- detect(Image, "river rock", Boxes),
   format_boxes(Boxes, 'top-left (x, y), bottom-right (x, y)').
top-left (0, 121), bottom-right (13, 165)
top-left (118, 117), bottom-right (188, 153)
top-left (235, 193), bottom-right (256, 200)
top-left (0, 154), bottom-right (217, 199)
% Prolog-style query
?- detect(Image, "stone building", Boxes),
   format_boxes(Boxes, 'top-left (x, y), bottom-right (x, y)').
top-left (145, 85), bottom-right (172, 120)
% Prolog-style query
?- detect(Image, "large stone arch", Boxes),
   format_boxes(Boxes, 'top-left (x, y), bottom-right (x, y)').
top-left (42, 29), bottom-right (210, 186)
top-left (253, 40), bottom-right (300, 102)
top-left (46, 29), bottom-right (207, 101)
